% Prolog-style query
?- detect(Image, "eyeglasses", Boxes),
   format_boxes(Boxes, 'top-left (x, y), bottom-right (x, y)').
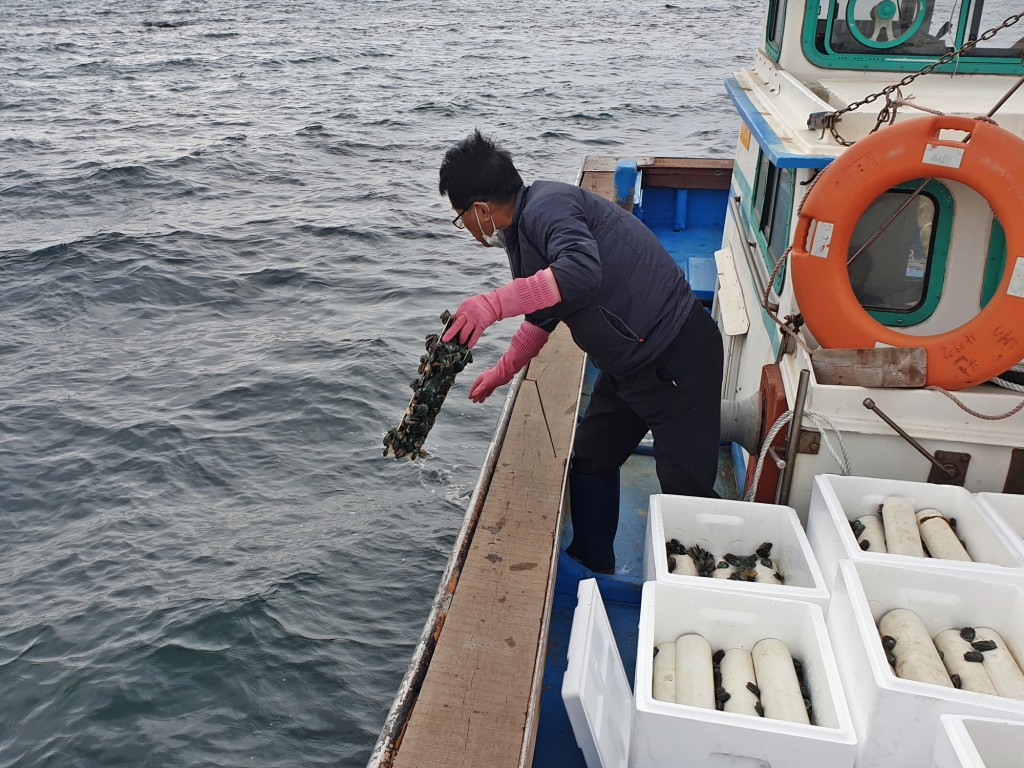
top-left (452, 202), bottom-right (477, 229)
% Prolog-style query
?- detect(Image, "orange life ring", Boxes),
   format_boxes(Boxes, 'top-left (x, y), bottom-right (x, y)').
top-left (791, 115), bottom-right (1024, 390)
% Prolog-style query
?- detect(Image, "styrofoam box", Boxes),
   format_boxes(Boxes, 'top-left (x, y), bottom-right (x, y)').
top-left (827, 559), bottom-right (1024, 768)
top-left (976, 492), bottom-right (1024, 560)
top-left (643, 494), bottom-right (831, 613)
top-left (933, 715), bottom-right (1024, 768)
top-left (632, 581), bottom-right (857, 768)
top-left (807, 474), bottom-right (1023, 590)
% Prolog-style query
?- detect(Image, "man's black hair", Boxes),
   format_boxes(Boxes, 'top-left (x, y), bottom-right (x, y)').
top-left (439, 129), bottom-right (523, 211)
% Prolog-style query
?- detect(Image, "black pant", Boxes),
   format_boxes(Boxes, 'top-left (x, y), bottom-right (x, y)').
top-left (571, 302), bottom-right (723, 497)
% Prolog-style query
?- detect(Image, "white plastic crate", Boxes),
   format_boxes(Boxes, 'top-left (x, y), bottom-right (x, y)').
top-left (827, 559), bottom-right (1024, 768)
top-left (933, 715), bottom-right (1024, 768)
top-left (976, 492), bottom-right (1024, 560)
top-left (563, 579), bottom-right (857, 768)
top-left (633, 581), bottom-right (856, 768)
top-left (643, 494), bottom-right (830, 613)
top-left (807, 475), bottom-right (1023, 590)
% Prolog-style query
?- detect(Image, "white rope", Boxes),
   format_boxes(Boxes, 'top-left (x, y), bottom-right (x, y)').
top-left (990, 358), bottom-right (1024, 392)
top-left (744, 411), bottom-right (792, 502)
top-left (991, 376), bottom-right (1024, 393)
top-left (805, 410), bottom-right (853, 476)
top-left (890, 96), bottom-right (946, 116)
top-left (927, 385), bottom-right (1024, 419)
top-left (743, 408), bottom-right (853, 501)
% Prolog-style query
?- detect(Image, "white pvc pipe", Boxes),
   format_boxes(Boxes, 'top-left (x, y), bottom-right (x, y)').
top-left (881, 496), bottom-right (925, 557)
top-left (916, 509), bottom-right (972, 561)
top-left (878, 608), bottom-right (952, 687)
top-left (711, 553), bottom-right (733, 579)
top-left (751, 638), bottom-right (809, 724)
top-left (933, 629), bottom-right (997, 695)
top-left (653, 640), bottom-right (677, 703)
top-left (669, 551), bottom-right (699, 577)
top-left (856, 514), bottom-right (888, 553)
top-left (675, 634), bottom-right (716, 709)
top-left (720, 647), bottom-right (760, 717)
top-left (752, 557), bottom-right (781, 584)
top-left (975, 627), bottom-right (1024, 701)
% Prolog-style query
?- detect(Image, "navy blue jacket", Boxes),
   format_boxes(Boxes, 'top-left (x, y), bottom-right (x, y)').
top-left (504, 180), bottom-right (696, 376)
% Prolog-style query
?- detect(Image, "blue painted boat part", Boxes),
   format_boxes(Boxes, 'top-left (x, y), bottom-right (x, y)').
top-left (724, 77), bottom-right (834, 170)
top-left (613, 159), bottom-right (639, 208)
top-left (637, 186), bottom-right (728, 304)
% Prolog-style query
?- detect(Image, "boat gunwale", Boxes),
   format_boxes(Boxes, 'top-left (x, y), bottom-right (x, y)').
top-left (367, 373), bottom-right (525, 768)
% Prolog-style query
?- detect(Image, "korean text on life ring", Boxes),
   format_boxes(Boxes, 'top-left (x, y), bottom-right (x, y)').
top-left (790, 115), bottom-right (1024, 390)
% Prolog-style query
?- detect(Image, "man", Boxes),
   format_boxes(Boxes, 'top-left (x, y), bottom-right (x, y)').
top-left (439, 129), bottom-right (722, 574)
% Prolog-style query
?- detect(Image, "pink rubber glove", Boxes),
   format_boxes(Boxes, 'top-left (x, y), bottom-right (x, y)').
top-left (469, 321), bottom-right (551, 403)
top-left (443, 268), bottom-right (560, 348)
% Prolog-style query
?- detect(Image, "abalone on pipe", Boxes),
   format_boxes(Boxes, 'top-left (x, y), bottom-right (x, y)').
top-left (383, 310), bottom-right (473, 460)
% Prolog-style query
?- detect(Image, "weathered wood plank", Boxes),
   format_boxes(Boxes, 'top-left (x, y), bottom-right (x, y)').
top-left (642, 164), bottom-right (733, 189)
top-left (579, 169), bottom-right (615, 201)
top-left (392, 327), bottom-right (583, 768)
top-left (580, 155), bottom-right (652, 173)
top-left (578, 156), bottom-right (733, 199)
top-left (811, 347), bottom-right (927, 388)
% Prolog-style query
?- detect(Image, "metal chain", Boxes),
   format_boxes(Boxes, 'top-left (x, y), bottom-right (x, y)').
top-left (825, 10), bottom-right (1024, 145)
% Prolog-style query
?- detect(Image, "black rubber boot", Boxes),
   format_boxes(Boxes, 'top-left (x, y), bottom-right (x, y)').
top-left (565, 470), bottom-right (620, 574)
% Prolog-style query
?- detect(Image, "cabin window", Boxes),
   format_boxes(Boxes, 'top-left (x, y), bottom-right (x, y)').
top-left (846, 180), bottom-right (952, 325)
top-left (752, 153), bottom-right (794, 274)
top-left (804, 0), bottom-right (1024, 73)
top-left (765, 0), bottom-right (787, 60)
top-left (970, 0), bottom-right (1024, 54)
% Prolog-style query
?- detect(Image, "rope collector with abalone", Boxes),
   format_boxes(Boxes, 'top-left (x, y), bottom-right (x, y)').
top-left (383, 310), bottom-right (473, 460)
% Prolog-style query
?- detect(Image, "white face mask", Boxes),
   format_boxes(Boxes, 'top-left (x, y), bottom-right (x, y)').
top-left (475, 206), bottom-right (506, 249)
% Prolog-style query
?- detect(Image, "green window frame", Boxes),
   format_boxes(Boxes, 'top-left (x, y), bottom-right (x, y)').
top-left (743, 155), bottom-right (953, 327)
top-left (801, 0), bottom-right (1024, 74)
top-left (765, 0), bottom-right (787, 61)
top-left (982, 218), bottom-right (1006, 307)
top-left (751, 152), bottom-right (795, 279)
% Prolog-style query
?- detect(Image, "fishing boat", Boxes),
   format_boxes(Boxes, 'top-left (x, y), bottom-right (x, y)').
top-left (370, 1), bottom-right (1024, 766)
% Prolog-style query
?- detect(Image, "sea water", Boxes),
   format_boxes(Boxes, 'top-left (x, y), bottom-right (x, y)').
top-left (0, 1), bottom-right (760, 764)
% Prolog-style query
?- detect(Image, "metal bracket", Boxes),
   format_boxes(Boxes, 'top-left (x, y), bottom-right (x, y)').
top-left (1005, 448), bottom-right (1024, 494)
top-left (797, 429), bottom-right (821, 455)
top-left (807, 111), bottom-right (833, 131)
top-left (928, 451), bottom-right (971, 487)
top-left (774, 315), bottom-right (804, 360)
